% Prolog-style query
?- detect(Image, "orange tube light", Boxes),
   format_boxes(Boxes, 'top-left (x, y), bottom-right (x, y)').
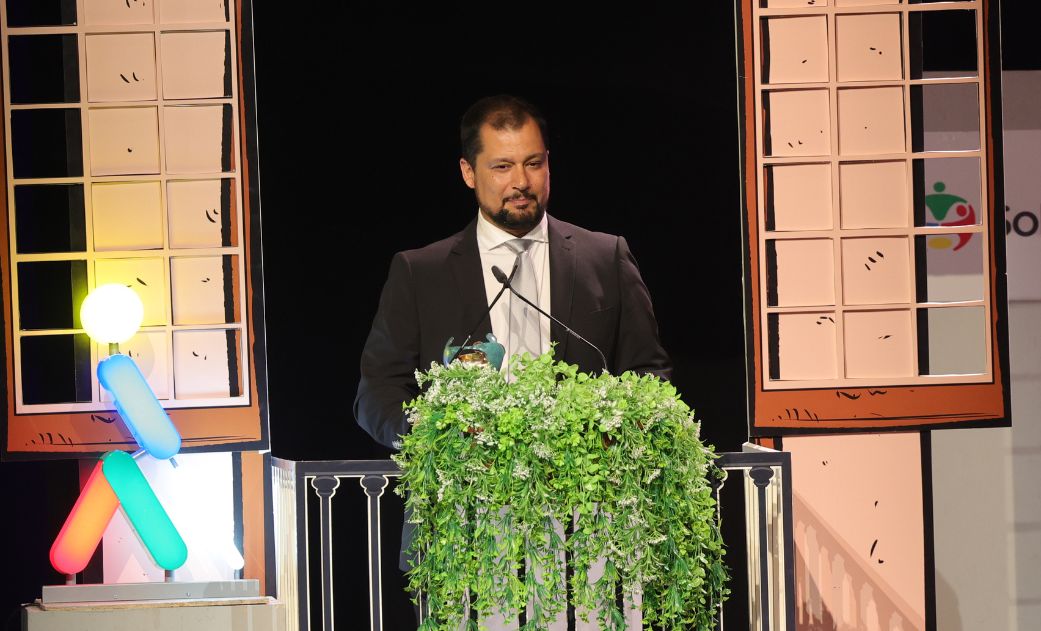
top-left (49, 460), bottom-right (119, 575)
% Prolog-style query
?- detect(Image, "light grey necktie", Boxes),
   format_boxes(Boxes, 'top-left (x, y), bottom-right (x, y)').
top-left (503, 238), bottom-right (542, 359)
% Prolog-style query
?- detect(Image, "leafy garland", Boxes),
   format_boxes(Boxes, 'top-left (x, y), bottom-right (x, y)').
top-left (393, 351), bottom-right (728, 630)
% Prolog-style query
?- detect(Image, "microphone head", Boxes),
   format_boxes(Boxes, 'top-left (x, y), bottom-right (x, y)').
top-left (491, 265), bottom-right (509, 284)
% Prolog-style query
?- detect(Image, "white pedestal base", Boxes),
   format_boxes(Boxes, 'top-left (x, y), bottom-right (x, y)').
top-left (23, 596), bottom-right (285, 631)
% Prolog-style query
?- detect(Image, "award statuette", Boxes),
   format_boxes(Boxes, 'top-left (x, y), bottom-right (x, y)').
top-left (442, 333), bottom-right (506, 371)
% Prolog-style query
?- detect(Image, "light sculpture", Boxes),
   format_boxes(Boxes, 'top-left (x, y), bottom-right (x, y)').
top-left (50, 286), bottom-right (188, 578)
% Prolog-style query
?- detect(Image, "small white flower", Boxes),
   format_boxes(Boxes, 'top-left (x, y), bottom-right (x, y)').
top-left (434, 469), bottom-right (453, 502)
top-left (627, 513), bottom-right (647, 529)
top-left (600, 410), bottom-right (623, 432)
top-left (513, 461), bottom-right (530, 480)
top-left (532, 442), bottom-right (553, 459)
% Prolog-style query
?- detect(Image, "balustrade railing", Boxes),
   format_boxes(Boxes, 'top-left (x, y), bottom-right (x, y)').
top-left (272, 444), bottom-right (794, 631)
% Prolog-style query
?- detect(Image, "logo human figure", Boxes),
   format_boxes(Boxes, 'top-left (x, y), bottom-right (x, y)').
top-left (925, 181), bottom-right (976, 251)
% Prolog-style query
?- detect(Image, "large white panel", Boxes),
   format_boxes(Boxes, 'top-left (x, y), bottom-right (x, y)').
top-left (932, 427), bottom-right (1014, 631)
top-left (1009, 302), bottom-right (1041, 378)
top-left (931, 295), bottom-right (1041, 631)
top-left (1003, 72), bottom-right (1041, 301)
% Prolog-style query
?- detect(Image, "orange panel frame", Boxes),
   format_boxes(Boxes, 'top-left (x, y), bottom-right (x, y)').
top-left (737, 0), bottom-right (1010, 436)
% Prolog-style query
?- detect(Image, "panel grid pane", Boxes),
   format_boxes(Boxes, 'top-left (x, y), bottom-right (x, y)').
top-left (753, 0), bottom-right (991, 389)
top-left (2, 0), bottom-right (250, 412)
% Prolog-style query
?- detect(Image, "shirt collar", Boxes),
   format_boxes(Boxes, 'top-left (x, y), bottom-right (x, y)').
top-left (476, 209), bottom-right (549, 252)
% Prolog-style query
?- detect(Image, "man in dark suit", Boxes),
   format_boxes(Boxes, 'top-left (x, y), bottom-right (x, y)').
top-left (354, 98), bottom-right (671, 612)
top-left (354, 95), bottom-right (671, 452)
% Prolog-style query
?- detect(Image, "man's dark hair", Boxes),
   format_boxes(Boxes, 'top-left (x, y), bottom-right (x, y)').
top-left (460, 95), bottom-right (548, 167)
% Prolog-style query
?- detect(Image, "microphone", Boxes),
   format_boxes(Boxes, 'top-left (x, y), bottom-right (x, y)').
top-left (491, 265), bottom-right (609, 373)
top-left (446, 259), bottom-right (519, 365)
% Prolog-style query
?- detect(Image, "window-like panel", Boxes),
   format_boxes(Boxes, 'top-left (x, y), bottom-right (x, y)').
top-left (738, 0), bottom-right (1008, 433)
top-left (0, 0), bottom-right (269, 457)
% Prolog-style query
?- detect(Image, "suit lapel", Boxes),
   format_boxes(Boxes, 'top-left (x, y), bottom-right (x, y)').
top-left (548, 216), bottom-right (576, 361)
top-left (449, 218), bottom-right (493, 345)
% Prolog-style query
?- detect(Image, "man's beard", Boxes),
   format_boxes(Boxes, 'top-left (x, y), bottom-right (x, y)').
top-left (485, 194), bottom-right (546, 233)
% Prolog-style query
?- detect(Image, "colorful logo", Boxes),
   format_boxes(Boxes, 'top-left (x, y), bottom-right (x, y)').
top-left (50, 451), bottom-right (188, 575)
top-left (50, 290), bottom-right (187, 576)
top-left (924, 181), bottom-right (976, 251)
top-left (49, 352), bottom-right (187, 575)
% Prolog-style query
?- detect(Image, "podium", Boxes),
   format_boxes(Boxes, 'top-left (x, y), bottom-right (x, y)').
top-left (270, 445), bottom-right (794, 631)
top-left (269, 360), bottom-right (793, 629)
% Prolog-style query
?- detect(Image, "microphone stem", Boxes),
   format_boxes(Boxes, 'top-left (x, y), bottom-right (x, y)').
top-left (501, 279), bottom-right (609, 374)
top-left (447, 281), bottom-right (512, 365)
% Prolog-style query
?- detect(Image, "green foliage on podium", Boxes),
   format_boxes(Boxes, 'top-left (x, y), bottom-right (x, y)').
top-left (394, 351), bottom-right (728, 630)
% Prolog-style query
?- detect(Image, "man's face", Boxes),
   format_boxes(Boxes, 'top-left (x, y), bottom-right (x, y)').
top-left (459, 119), bottom-right (550, 237)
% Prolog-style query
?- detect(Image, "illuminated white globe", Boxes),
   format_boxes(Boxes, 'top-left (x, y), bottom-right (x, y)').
top-left (80, 284), bottom-right (144, 344)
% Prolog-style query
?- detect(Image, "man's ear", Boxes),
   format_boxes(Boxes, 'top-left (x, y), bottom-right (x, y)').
top-left (459, 158), bottom-right (476, 189)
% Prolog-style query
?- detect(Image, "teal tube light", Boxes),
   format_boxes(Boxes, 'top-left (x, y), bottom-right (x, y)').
top-left (102, 451), bottom-right (188, 571)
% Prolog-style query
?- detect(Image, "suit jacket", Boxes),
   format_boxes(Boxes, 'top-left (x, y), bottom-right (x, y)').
top-left (354, 215), bottom-right (672, 450)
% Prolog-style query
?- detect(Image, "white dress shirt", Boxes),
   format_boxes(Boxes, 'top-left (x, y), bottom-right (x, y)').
top-left (475, 210), bottom-right (552, 369)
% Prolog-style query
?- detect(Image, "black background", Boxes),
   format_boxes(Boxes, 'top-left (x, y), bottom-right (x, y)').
top-left (261, 6), bottom-right (749, 462)
top-left (2, 2), bottom-right (1039, 629)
